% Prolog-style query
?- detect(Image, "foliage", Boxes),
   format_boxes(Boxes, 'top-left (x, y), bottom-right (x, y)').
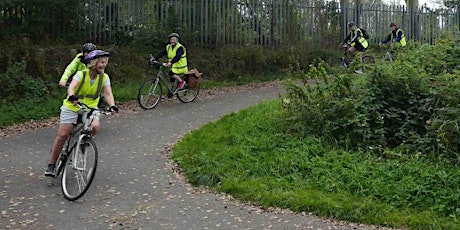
top-left (282, 37), bottom-right (460, 164)
top-left (172, 100), bottom-right (460, 229)
top-left (0, 61), bottom-right (52, 101)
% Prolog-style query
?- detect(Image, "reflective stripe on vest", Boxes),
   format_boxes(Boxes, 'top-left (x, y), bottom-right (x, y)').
top-left (74, 71), bottom-right (104, 99)
top-left (350, 29), bottom-right (368, 48)
top-left (392, 29), bottom-right (406, 46)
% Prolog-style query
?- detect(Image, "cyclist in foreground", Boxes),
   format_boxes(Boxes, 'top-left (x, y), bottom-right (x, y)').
top-left (44, 50), bottom-right (118, 177)
top-left (150, 32), bottom-right (188, 97)
top-left (340, 22), bottom-right (369, 56)
top-left (59, 43), bottom-right (97, 87)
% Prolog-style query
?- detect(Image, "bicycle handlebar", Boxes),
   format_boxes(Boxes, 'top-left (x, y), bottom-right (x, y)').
top-left (77, 102), bottom-right (113, 116)
top-left (149, 60), bottom-right (168, 67)
top-left (339, 43), bottom-right (349, 49)
top-left (148, 54), bottom-right (168, 67)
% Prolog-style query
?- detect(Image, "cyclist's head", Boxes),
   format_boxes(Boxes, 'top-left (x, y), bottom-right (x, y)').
top-left (82, 43), bottom-right (97, 55)
top-left (84, 50), bottom-right (110, 69)
top-left (389, 22), bottom-right (397, 27)
top-left (168, 33), bottom-right (180, 45)
top-left (347, 22), bottom-right (355, 29)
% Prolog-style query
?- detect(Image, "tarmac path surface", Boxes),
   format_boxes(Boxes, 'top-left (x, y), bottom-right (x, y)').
top-left (0, 83), bottom-right (390, 230)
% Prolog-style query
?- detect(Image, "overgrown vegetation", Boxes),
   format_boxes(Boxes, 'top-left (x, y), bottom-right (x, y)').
top-left (172, 36), bottom-right (460, 229)
top-left (284, 37), bottom-right (460, 164)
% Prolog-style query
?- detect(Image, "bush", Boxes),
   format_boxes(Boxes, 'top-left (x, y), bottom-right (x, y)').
top-left (282, 37), bottom-right (460, 164)
top-left (0, 61), bottom-right (51, 101)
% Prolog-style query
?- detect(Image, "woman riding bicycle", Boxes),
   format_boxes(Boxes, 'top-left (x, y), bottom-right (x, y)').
top-left (150, 32), bottom-right (188, 95)
top-left (44, 50), bottom-right (118, 177)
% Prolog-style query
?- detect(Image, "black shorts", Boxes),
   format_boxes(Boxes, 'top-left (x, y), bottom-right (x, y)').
top-left (168, 70), bottom-right (178, 82)
top-left (354, 43), bottom-right (366, 52)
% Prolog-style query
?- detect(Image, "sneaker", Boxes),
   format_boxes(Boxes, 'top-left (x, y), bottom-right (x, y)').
top-left (177, 81), bottom-right (185, 90)
top-left (44, 163), bottom-right (56, 177)
top-left (354, 69), bottom-right (363, 74)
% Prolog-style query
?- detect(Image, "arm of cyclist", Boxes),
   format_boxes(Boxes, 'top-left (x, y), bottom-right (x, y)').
top-left (60, 54), bottom-right (84, 87)
top-left (103, 85), bottom-right (118, 114)
top-left (150, 49), bottom-right (167, 63)
top-left (66, 76), bottom-right (80, 106)
top-left (340, 33), bottom-right (352, 46)
top-left (379, 34), bottom-right (391, 46)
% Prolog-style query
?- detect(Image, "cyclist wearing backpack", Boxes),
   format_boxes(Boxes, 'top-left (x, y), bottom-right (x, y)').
top-left (379, 22), bottom-right (406, 47)
top-left (340, 22), bottom-right (369, 56)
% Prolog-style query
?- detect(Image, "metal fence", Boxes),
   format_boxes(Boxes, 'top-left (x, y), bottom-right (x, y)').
top-left (1, 0), bottom-right (459, 47)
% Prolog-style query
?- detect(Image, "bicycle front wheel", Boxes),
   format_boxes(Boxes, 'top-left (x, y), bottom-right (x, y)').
top-left (177, 83), bottom-right (200, 103)
top-left (138, 78), bottom-right (162, 110)
top-left (61, 138), bottom-right (98, 201)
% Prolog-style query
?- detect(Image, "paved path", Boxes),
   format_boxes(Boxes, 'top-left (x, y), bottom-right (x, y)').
top-left (0, 85), bottom-right (385, 229)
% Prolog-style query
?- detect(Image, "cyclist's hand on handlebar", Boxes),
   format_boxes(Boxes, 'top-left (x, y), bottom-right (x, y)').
top-left (59, 81), bottom-right (67, 87)
top-left (109, 105), bottom-right (119, 114)
top-left (166, 62), bottom-right (172, 67)
top-left (68, 95), bottom-right (79, 105)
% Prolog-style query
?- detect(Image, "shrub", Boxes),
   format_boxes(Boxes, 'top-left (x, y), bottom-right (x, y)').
top-left (0, 61), bottom-right (50, 101)
top-left (282, 37), bottom-right (460, 164)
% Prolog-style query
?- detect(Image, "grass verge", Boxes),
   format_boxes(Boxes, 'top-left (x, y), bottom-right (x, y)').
top-left (172, 99), bottom-right (460, 230)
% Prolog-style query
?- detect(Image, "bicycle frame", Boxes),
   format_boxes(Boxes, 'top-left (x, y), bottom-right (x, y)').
top-left (336, 44), bottom-right (368, 68)
top-left (138, 59), bottom-right (200, 109)
top-left (56, 106), bottom-right (100, 177)
top-left (150, 61), bottom-right (183, 94)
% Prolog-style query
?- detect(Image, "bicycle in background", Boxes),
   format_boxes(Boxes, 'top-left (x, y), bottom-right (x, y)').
top-left (331, 43), bottom-right (375, 68)
top-left (137, 58), bottom-right (200, 110)
top-left (380, 44), bottom-right (396, 61)
top-left (52, 102), bottom-right (111, 201)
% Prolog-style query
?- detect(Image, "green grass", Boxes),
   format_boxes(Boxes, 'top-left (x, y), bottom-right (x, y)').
top-left (172, 100), bottom-right (460, 230)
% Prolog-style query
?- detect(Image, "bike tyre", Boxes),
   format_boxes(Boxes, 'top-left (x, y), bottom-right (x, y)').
top-left (61, 138), bottom-right (98, 201)
top-left (138, 78), bottom-right (162, 110)
top-left (177, 82), bottom-right (200, 103)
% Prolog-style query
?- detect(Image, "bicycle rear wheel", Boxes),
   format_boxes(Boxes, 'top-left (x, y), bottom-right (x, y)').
top-left (61, 138), bottom-right (98, 201)
top-left (177, 83), bottom-right (200, 103)
top-left (138, 78), bottom-right (162, 110)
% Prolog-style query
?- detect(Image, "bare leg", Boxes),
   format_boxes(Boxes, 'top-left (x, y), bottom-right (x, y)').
top-left (49, 123), bottom-right (73, 163)
top-left (348, 46), bottom-right (357, 56)
top-left (90, 116), bottom-right (101, 136)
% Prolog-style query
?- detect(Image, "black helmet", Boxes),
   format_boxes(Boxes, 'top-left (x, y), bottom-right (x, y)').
top-left (347, 22), bottom-right (355, 27)
top-left (82, 43), bottom-right (97, 52)
top-left (168, 33), bottom-right (180, 39)
top-left (84, 50), bottom-right (109, 64)
top-left (389, 22), bottom-right (397, 27)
